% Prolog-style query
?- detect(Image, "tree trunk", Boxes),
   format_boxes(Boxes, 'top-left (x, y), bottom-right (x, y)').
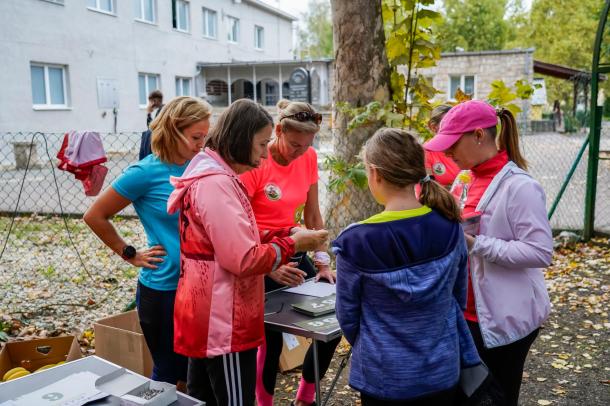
top-left (325, 0), bottom-right (391, 236)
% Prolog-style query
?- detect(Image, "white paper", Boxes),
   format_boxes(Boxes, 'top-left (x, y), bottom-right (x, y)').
top-left (9, 371), bottom-right (104, 406)
top-left (282, 333), bottom-right (300, 351)
top-left (284, 280), bottom-right (336, 298)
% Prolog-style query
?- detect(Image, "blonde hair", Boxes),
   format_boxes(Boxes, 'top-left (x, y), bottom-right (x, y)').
top-left (276, 99), bottom-right (320, 134)
top-left (150, 96), bottom-right (212, 163)
top-left (364, 128), bottom-right (461, 222)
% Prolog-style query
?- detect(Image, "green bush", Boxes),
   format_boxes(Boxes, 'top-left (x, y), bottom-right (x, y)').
top-left (564, 113), bottom-right (579, 133)
top-left (575, 110), bottom-right (590, 127)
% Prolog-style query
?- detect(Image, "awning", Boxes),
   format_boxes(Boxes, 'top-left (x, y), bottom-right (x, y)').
top-left (534, 60), bottom-right (606, 81)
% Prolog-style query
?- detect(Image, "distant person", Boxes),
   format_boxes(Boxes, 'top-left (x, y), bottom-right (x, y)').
top-left (84, 96), bottom-right (213, 391)
top-left (140, 90), bottom-right (165, 160)
top-left (553, 100), bottom-right (564, 133)
top-left (147, 90), bottom-right (164, 127)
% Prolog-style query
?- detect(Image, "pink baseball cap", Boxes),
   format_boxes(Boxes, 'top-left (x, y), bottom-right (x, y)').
top-left (424, 100), bottom-right (498, 152)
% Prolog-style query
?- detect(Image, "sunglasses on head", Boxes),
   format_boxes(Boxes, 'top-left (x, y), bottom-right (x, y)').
top-left (281, 111), bottom-right (323, 125)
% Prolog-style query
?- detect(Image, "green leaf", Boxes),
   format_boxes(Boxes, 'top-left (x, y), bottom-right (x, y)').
top-left (0, 331), bottom-right (8, 342)
top-left (515, 79), bottom-right (535, 99)
top-left (386, 33), bottom-right (407, 63)
top-left (348, 166), bottom-right (368, 189)
top-left (505, 103), bottom-right (522, 116)
top-left (416, 9), bottom-right (442, 22)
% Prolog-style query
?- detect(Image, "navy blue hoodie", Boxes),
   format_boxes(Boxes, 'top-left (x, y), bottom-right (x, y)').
top-left (333, 206), bottom-right (480, 401)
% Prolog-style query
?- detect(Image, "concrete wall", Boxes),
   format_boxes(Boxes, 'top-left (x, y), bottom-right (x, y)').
top-left (0, 0), bottom-right (294, 133)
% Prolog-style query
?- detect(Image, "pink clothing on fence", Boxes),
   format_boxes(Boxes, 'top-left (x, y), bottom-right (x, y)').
top-left (56, 131), bottom-right (108, 196)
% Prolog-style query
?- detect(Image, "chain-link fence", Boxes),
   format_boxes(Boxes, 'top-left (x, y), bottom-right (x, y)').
top-left (0, 132), bottom-right (145, 329)
top-left (0, 132), bottom-right (142, 217)
top-left (0, 123), bottom-right (609, 329)
top-left (520, 127), bottom-right (610, 234)
top-left (0, 127), bottom-right (608, 233)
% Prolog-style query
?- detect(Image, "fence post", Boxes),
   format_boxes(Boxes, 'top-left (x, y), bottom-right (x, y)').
top-left (584, 106), bottom-right (603, 240)
top-left (584, 0), bottom-right (610, 240)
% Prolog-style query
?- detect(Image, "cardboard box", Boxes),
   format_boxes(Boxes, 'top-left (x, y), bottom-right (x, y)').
top-left (94, 310), bottom-right (153, 378)
top-left (279, 334), bottom-right (310, 372)
top-left (0, 335), bottom-right (82, 379)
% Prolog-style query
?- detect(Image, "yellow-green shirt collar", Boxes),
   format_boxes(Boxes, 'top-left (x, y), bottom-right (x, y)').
top-left (360, 206), bottom-right (432, 224)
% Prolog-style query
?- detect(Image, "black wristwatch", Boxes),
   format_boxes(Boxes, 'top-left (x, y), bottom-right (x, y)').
top-left (121, 245), bottom-right (137, 260)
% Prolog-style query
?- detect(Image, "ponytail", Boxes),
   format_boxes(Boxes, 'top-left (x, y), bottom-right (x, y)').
top-left (419, 180), bottom-right (462, 222)
top-left (496, 109), bottom-right (528, 170)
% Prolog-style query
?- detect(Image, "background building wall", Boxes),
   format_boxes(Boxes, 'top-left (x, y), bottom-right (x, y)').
top-left (0, 0), bottom-right (295, 133)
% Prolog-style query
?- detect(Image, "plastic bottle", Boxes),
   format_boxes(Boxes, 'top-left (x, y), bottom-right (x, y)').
top-left (450, 170), bottom-right (472, 210)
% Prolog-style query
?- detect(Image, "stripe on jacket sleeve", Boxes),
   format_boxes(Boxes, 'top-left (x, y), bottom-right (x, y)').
top-left (271, 243), bottom-right (282, 272)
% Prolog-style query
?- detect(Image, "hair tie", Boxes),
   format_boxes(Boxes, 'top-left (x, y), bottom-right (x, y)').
top-left (496, 107), bottom-right (504, 117)
top-left (419, 174), bottom-right (431, 185)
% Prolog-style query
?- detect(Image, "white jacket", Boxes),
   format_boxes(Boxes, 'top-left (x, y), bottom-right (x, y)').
top-left (470, 162), bottom-right (553, 348)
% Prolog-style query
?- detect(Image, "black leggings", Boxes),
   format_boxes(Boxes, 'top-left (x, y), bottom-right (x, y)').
top-left (261, 253), bottom-right (341, 395)
top-left (361, 386), bottom-right (457, 406)
top-left (187, 349), bottom-right (257, 406)
top-left (136, 281), bottom-right (187, 383)
top-left (468, 321), bottom-right (539, 406)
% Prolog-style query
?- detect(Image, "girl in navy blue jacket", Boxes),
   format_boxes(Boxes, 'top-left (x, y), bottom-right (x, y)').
top-left (333, 128), bottom-right (480, 405)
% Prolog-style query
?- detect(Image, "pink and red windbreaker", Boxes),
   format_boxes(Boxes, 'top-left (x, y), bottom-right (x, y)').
top-left (167, 148), bottom-right (295, 358)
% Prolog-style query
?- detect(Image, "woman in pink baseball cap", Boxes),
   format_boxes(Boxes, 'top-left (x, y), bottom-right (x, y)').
top-left (424, 100), bottom-right (553, 406)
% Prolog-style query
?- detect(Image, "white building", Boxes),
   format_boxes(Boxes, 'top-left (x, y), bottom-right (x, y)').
top-left (0, 0), bottom-right (321, 133)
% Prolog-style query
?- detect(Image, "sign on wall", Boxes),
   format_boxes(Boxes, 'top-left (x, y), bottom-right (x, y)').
top-left (96, 78), bottom-right (119, 109)
top-left (289, 67), bottom-right (311, 103)
top-left (531, 78), bottom-right (547, 106)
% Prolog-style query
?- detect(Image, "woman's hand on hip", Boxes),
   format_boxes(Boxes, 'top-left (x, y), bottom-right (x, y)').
top-left (128, 245), bottom-right (167, 269)
top-left (269, 262), bottom-right (307, 287)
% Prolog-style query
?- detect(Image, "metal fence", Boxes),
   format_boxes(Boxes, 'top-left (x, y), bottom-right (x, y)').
top-left (521, 129), bottom-right (610, 234)
top-left (0, 129), bottom-right (609, 231)
top-left (0, 128), bottom-right (609, 325)
top-left (0, 131), bottom-right (142, 217)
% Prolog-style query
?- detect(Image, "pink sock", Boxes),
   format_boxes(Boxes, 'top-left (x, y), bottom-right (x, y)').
top-left (296, 377), bottom-right (316, 404)
top-left (256, 341), bottom-right (274, 406)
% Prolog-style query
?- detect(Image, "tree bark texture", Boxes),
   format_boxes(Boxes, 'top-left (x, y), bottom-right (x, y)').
top-left (326, 0), bottom-right (391, 236)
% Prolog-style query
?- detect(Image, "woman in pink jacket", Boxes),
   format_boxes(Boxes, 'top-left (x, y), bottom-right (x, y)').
top-left (167, 99), bottom-right (328, 406)
top-left (424, 100), bottom-right (553, 406)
